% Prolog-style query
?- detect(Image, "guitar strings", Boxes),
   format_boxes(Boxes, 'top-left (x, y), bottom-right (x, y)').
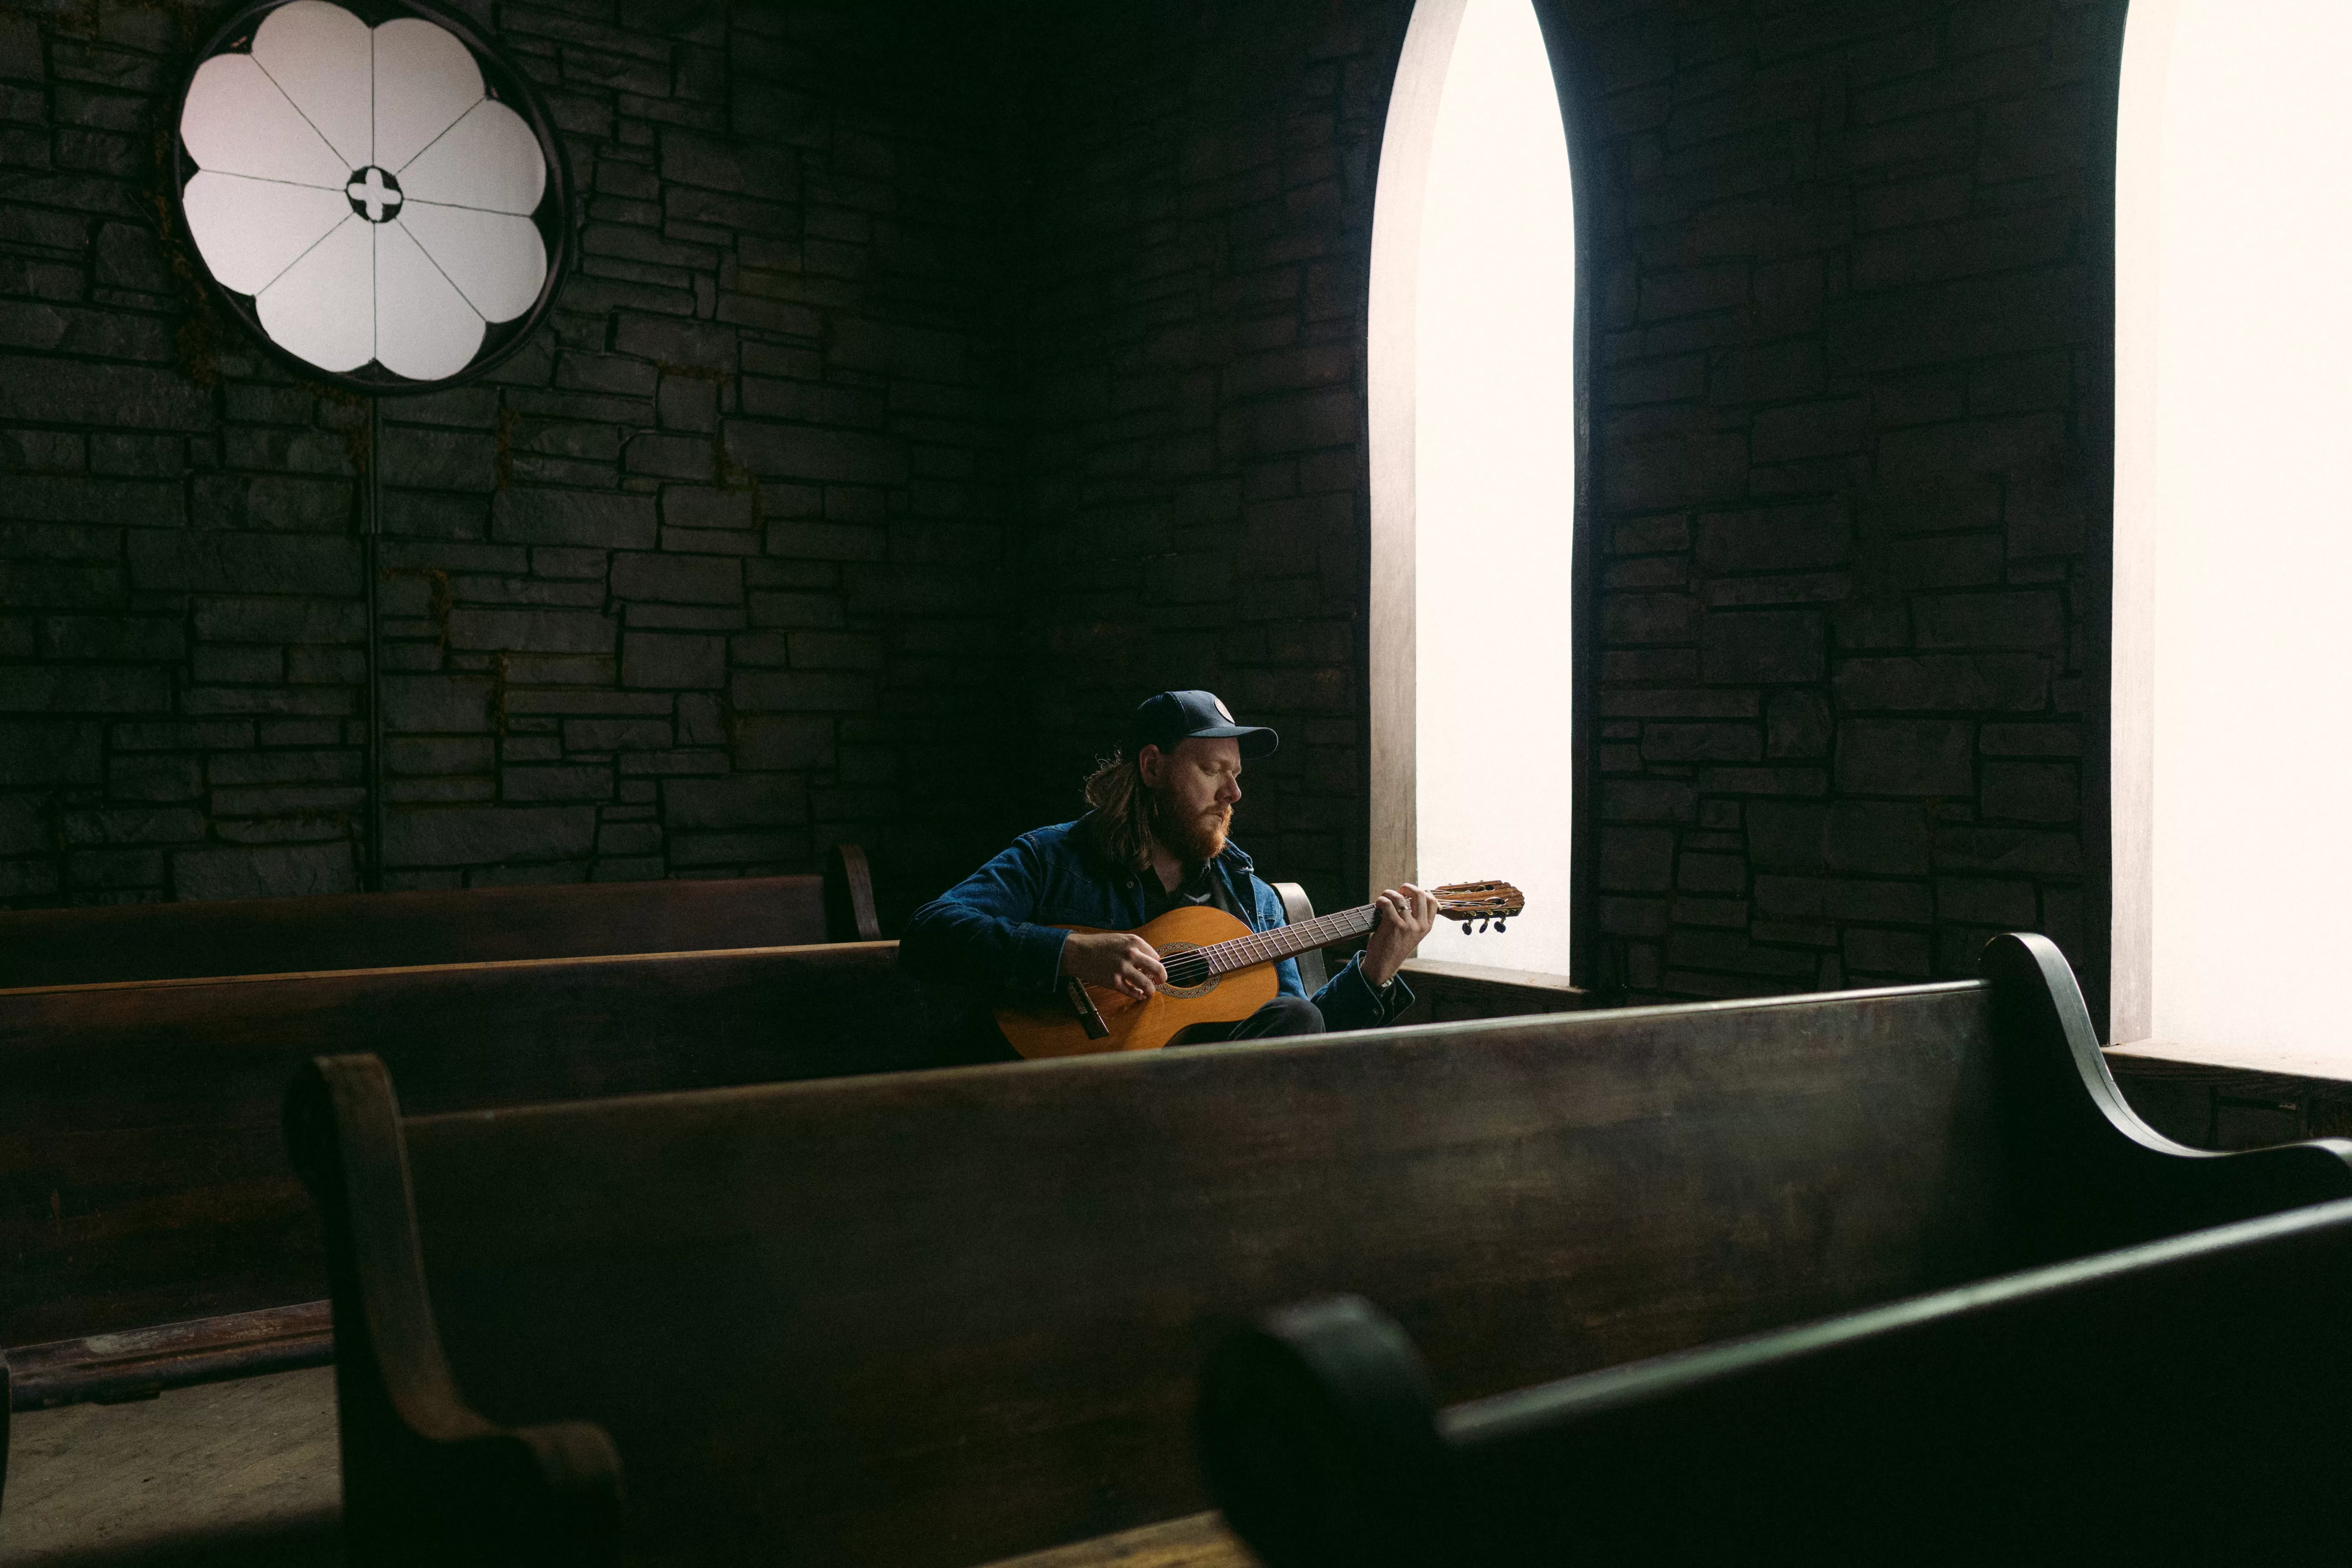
top-left (1184, 905), bottom-right (1377, 978)
top-left (1151, 885), bottom-right (1522, 985)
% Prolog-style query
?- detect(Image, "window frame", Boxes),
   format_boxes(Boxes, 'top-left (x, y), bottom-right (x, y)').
top-left (1365, 0), bottom-right (1598, 985)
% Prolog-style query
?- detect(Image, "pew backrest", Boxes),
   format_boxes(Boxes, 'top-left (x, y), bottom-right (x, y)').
top-left (1202, 1197), bottom-right (2352, 1566)
top-left (291, 933), bottom-right (2352, 1568)
top-left (0, 844), bottom-right (880, 988)
top-left (0, 940), bottom-right (970, 1360)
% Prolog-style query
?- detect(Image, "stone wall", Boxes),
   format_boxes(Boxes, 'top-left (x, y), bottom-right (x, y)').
top-left (1007, 1), bottom-right (1412, 922)
top-left (1010, 0), bottom-right (2116, 1011)
top-left (0, 0), bottom-right (1018, 923)
top-left (1575, 0), bottom-right (2116, 1011)
top-left (1, 0), bottom-right (2123, 1017)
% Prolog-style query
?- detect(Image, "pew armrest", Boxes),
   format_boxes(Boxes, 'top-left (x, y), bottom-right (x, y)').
top-left (287, 1054), bottom-right (625, 1566)
top-left (829, 842), bottom-right (883, 943)
top-left (1981, 932), bottom-right (2352, 1253)
top-left (1200, 1295), bottom-right (1453, 1568)
top-left (1270, 882), bottom-right (1328, 994)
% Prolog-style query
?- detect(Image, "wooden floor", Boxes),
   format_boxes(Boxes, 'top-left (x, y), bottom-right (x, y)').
top-left (0, 1368), bottom-right (340, 1567)
top-left (979, 1512), bottom-right (1260, 1568)
top-left (0, 1367), bottom-right (1254, 1568)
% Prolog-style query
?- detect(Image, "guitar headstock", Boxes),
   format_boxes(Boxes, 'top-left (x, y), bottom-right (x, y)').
top-left (1432, 880), bottom-right (1524, 935)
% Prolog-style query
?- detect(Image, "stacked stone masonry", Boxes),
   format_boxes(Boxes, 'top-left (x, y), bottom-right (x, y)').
top-left (1580, 0), bottom-right (2112, 1010)
top-left (1, 0), bottom-right (2116, 1016)
top-left (1011, 2), bottom-right (1402, 920)
top-left (0, 0), bottom-right (1018, 923)
top-left (1017, 0), bottom-right (2113, 1009)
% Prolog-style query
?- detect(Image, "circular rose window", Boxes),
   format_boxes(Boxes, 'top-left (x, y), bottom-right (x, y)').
top-left (171, 0), bottom-right (571, 391)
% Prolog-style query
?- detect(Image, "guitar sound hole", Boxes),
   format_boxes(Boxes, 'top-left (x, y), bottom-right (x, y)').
top-left (1163, 956), bottom-right (1213, 989)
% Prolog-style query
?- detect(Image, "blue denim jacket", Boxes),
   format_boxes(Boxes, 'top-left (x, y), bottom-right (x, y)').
top-left (900, 814), bottom-right (1412, 1033)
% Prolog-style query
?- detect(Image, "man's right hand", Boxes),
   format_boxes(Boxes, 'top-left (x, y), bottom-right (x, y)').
top-left (1059, 931), bottom-right (1167, 1001)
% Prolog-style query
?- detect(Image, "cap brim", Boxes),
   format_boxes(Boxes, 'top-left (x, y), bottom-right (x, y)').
top-left (1188, 723), bottom-right (1278, 758)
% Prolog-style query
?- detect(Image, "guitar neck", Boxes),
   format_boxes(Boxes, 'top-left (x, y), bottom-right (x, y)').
top-left (1203, 903), bottom-right (1378, 977)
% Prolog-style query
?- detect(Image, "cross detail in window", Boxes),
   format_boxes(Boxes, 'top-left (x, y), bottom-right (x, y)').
top-left (346, 166), bottom-right (404, 223)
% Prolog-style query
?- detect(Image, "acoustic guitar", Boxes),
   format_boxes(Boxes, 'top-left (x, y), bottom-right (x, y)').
top-left (994, 880), bottom-right (1524, 1059)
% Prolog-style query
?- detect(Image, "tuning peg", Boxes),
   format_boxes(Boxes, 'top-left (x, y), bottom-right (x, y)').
top-left (1478, 918), bottom-right (1490, 933)
top-left (1460, 920), bottom-right (1472, 936)
top-left (1495, 920), bottom-right (1507, 933)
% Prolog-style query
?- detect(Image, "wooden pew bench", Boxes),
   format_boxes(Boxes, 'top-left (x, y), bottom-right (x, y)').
top-left (2104, 1037), bottom-right (2352, 1150)
top-left (0, 844), bottom-right (879, 988)
top-left (0, 878), bottom-right (1499, 1433)
top-left (1203, 1195), bottom-right (2352, 1564)
top-left (0, 939), bottom-right (973, 1427)
top-left (289, 933), bottom-right (2352, 1568)
top-left (978, 1514), bottom-right (1255, 1568)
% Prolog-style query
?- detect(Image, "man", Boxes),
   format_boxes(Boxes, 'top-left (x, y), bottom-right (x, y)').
top-left (902, 689), bottom-right (1437, 1048)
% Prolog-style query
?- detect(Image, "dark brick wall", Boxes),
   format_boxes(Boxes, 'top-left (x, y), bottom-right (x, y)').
top-left (1003, 1), bottom-right (1413, 922)
top-left (1009, 0), bottom-right (2118, 1010)
top-left (1, 0), bottom-right (2124, 1013)
top-left (1576, 0), bottom-right (2117, 1012)
top-left (0, 0), bottom-right (1019, 922)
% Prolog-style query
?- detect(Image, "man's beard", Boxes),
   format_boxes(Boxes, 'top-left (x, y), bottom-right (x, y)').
top-left (1149, 788), bottom-right (1231, 865)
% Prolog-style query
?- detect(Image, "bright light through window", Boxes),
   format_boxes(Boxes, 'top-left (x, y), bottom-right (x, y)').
top-left (2113, 0), bottom-right (2352, 1067)
top-left (1371, 0), bottom-right (1576, 975)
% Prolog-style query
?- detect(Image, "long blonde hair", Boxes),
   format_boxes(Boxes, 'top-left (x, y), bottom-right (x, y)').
top-left (1080, 750), bottom-right (1155, 872)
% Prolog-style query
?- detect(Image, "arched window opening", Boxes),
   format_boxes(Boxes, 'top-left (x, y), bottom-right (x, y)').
top-left (1370, 0), bottom-right (1578, 977)
top-left (2114, 0), bottom-right (2352, 1067)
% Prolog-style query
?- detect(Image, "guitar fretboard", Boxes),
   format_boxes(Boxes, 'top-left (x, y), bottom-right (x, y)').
top-left (1191, 903), bottom-right (1379, 977)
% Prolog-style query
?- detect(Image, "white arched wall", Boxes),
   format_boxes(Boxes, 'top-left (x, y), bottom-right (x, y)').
top-left (2114, 0), bottom-right (2352, 1067)
top-left (1369, 0), bottom-right (1578, 976)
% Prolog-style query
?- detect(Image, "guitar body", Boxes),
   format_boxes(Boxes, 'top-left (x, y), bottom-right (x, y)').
top-left (994, 906), bottom-right (1281, 1060)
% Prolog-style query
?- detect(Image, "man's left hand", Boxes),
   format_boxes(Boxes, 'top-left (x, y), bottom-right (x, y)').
top-left (1362, 883), bottom-right (1438, 989)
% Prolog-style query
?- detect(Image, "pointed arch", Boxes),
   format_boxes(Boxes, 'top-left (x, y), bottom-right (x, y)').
top-left (1369, 0), bottom-right (1582, 977)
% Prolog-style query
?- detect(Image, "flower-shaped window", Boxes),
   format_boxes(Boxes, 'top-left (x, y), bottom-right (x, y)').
top-left (174, 0), bottom-right (568, 388)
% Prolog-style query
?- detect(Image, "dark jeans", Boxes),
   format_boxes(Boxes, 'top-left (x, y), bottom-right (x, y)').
top-left (1171, 993), bottom-right (1327, 1046)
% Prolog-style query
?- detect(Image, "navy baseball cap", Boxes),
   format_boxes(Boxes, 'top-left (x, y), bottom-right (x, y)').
top-left (1131, 689), bottom-right (1278, 758)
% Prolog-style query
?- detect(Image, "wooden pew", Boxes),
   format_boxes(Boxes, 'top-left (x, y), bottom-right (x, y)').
top-left (2105, 1038), bottom-right (2352, 1150)
top-left (0, 844), bottom-right (879, 988)
top-left (978, 1514), bottom-right (1254, 1568)
top-left (287, 933), bottom-right (2352, 1568)
top-left (1200, 1196), bottom-right (2352, 1564)
top-left (0, 940), bottom-right (974, 1424)
top-left (0, 879), bottom-right (1403, 1426)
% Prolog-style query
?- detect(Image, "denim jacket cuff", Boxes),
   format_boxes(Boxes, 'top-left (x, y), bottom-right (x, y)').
top-left (1326, 953), bottom-right (1409, 1028)
top-left (1017, 923), bottom-right (1072, 994)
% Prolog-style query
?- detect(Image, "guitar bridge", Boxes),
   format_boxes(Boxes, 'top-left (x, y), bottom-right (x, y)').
top-left (1064, 977), bottom-right (1111, 1040)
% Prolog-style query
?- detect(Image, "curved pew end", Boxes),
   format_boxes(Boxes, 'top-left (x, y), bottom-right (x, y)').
top-left (1197, 1298), bottom-right (1452, 1568)
top-left (1267, 883), bottom-right (1327, 995)
top-left (1197, 933), bottom-right (2352, 1568)
top-left (1977, 931), bottom-right (2352, 1258)
top-left (284, 1054), bottom-right (624, 1568)
top-left (830, 841), bottom-right (883, 943)
top-left (291, 931), bottom-right (2352, 1567)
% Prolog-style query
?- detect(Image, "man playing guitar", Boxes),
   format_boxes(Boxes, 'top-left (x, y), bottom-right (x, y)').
top-left (902, 689), bottom-right (1439, 1048)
